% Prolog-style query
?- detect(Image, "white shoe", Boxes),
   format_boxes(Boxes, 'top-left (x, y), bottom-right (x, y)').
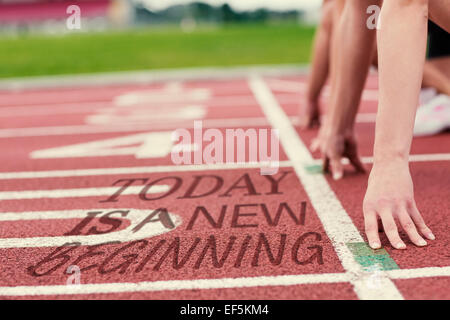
top-left (419, 87), bottom-right (438, 105)
top-left (414, 94), bottom-right (450, 137)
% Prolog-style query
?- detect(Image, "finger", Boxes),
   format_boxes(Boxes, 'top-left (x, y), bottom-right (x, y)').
top-left (378, 217), bottom-right (383, 232)
top-left (364, 210), bottom-right (381, 249)
top-left (299, 116), bottom-right (310, 130)
top-left (322, 156), bottom-right (330, 174)
top-left (398, 209), bottom-right (427, 247)
top-left (409, 202), bottom-right (435, 240)
top-left (313, 115), bottom-right (321, 127)
top-left (310, 138), bottom-right (320, 152)
top-left (379, 209), bottom-right (406, 250)
top-left (348, 154), bottom-right (366, 173)
top-left (330, 157), bottom-right (343, 180)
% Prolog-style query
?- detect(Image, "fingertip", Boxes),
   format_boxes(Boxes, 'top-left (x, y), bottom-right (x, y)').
top-left (417, 238), bottom-right (427, 247)
top-left (395, 242), bottom-right (406, 250)
top-left (333, 171), bottom-right (343, 180)
top-left (425, 232), bottom-right (435, 240)
top-left (370, 242), bottom-right (381, 249)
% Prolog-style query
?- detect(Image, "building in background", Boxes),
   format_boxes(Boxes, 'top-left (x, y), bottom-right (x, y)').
top-left (0, 0), bottom-right (315, 35)
top-left (0, 0), bottom-right (134, 34)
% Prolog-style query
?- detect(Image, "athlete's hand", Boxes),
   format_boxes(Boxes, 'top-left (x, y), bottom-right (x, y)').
top-left (363, 161), bottom-right (435, 250)
top-left (299, 99), bottom-right (321, 129)
top-left (311, 128), bottom-right (365, 180)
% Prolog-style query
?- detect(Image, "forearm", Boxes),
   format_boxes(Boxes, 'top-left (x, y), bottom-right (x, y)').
top-left (327, 0), bottom-right (379, 135)
top-left (306, 2), bottom-right (333, 103)
top-left (374, 0), bottom-right (428, 164)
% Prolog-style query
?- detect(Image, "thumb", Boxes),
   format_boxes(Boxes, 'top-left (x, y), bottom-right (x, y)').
top-left (330, 157), bottom-right (344, 180)
top-left (310, 138), bottom-right (320, 152)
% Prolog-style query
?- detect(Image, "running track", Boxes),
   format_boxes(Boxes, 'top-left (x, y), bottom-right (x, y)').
top-left (0, 71), bottom-right (448, 300)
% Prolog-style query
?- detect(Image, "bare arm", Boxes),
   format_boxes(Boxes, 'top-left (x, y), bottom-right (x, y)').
top-left (315, 0), bottom-right (380, 179)
top-left (364, 0), bottom-right (435, 250)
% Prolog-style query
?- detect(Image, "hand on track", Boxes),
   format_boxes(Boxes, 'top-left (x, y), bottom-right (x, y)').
top-left (363, 161), bottom-right (435, 250)
top-left (311, 128), bottom-right (365, 180)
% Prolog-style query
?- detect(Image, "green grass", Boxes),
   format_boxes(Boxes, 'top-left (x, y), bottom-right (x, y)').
top-left (0, 23), bottom-right (315, 79)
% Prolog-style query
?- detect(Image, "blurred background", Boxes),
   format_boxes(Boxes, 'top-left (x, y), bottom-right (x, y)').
top-left (0, 0), bottom-right (321, 78)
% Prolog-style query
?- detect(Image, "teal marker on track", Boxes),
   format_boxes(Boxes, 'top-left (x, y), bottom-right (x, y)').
top-left (346, 242), bottom-right (399, 271)
top-left (304, 164), bottom-right (323, 174)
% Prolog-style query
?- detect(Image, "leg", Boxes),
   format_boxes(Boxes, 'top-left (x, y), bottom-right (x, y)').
top-left (299, 0), bottom-right (335, 129)
top-left (422, 58), bottom-right (450, 95)
top-left (319, 0), bottom-right (381, 178)
top-left (429, 0), bottom-right (450, 32)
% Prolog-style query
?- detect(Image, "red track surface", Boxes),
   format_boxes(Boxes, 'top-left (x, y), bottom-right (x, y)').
top-left (0, 74), bottom-right (448, 300)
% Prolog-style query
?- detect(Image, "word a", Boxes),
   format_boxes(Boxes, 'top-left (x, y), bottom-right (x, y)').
top-left (66, 5), bottom-right (81, 30)
top-left (172, 121), bottom-right (280, 175)
top-left (367, 5), bottom-right (381, 30)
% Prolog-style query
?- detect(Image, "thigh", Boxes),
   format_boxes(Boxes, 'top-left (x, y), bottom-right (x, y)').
top-left (429, 0), bottom-right (450, 33)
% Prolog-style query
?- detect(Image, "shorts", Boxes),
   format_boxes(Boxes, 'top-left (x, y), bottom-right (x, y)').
top-left (428, 21), bottom-right (450, 59)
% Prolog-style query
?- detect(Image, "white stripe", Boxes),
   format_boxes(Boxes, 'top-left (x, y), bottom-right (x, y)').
top-left (0, 151), bottom-right (447, 181)
top-left (249, 75), bottom-right (403, 300)
top-left (0, 185), bottom-right (168, 200)
top-left (387, 267), bottom-right (450, 279)
top-left (0, 103), bottom-right (111, 117)
top-left (0, 161), bottom-right (293, 180)
top-left (0, 273), bottom-right (349, 296)
top-left (0, 64), bottom-right (308, 90)
top-left (361, 154), bottom-right (450, 164)
top-left (0, 209), bottom-right (181, 248)
top-left (0, 117), bottom-right (271, 138)
top-left (1, 266), bottom-right (447, 297)
top-left (318, 153), bottom-right (450, 165)
top-left (0, 113), bottom-right (378, 138)
top-left (0, 96), bottom-right (257, 114)
top-left (0, 65), bottom-right (377, 108)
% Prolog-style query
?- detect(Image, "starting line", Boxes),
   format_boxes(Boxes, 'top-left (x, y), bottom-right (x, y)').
top-left (0, 266), bottom-right (448, 297)
top-left (0, 153), bottom-right (448, 180)
top-left (0, 71), bottom-right (448, 299)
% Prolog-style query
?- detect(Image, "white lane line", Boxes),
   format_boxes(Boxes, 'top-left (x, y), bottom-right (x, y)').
top-left (335, 153), bottom-right (450, 165)
top-left (0, 64), bottom-right (307, 90)
top-left (0, 118), bottom-right (270, 138)
top-left (0, 161), bottom-right (293, 180)
top-left (0, 152), bottom-right (447, 181)
top-left (0, 266), bottom-right (446, 297)
top-left (0, 273), bottom-right (350, 296)
top-left (0, 209), bottom-right (181, 249)
top-left (0, 102), bottom-right (111, 117)
top-left (0, 185), bottom-right (168, 200)
top-left (387, 266), bottom-right (450, 279)
top-left (0, 96), bottom-right (257, 114)
top-left (249, 75), bottom-right (403, 300)
top-left (0, 114), bottom-right (379, 138)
